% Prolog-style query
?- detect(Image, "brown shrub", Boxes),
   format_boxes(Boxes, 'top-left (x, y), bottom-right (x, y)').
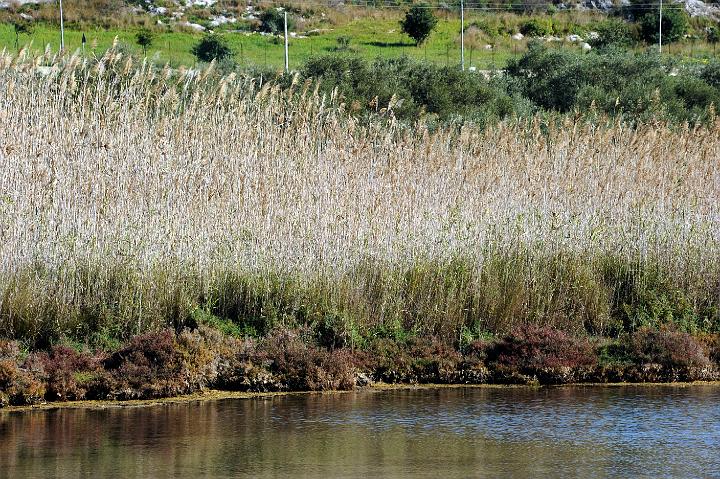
top-left (365, 337), bottom-right (462, 383)
top-left (0, 340), bottom-right (45, 407)
top-left (32, 346), bottom-right (106, 401)
top-left (102, 330), bottom-right (187, 399)
top-left (627, 328), bottom-right (711, 369)
top-left (177, 326), bottom-right (262, 391)
top-left (259, 328), bottom-right (355, 391)
top-left (488, 325), bottom-right (597, 371)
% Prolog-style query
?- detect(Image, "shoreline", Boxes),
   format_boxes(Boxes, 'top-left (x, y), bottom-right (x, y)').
top-left (4, 381), bottom-right (720, 414)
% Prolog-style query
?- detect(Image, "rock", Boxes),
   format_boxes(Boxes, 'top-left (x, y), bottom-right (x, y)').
top-left (677, 0), bottom-right (720, 19)
top-left (179, 21), bottom-right (206, 32)
top-left (511, 32), bottom-right (524, 41)
top-left (354, 372), bottom-right (374, 387)
top-left (581, 42), bottom-right (592, 51)
top-left (209, 15), bottom-right (236, 27)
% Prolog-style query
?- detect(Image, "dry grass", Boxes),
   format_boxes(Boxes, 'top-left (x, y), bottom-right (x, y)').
top-left (1, 47), bottom-right (719, 345)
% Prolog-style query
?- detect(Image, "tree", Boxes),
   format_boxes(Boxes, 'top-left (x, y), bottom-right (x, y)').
top-left (12, 20), bottom-right (32, 51)
top-left (135, 28), bottom-right (154, 56)
top-left (191, 34), bottom-right (232, 63)
top-left (400, 4), bottom-right (438, 46)
top-left (259, 9), bottom-right (294, 35)
top-left (639, 6), bottom-right (689, 44)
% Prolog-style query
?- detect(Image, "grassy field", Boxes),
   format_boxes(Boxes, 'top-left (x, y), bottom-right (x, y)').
top-left (1, 13), bottom-right (716, 70)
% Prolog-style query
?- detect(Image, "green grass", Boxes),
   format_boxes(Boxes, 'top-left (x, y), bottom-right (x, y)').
top-left (2, 16), bottom-right (717, 70)
top-left (0, 18), bottom-right (594, 70)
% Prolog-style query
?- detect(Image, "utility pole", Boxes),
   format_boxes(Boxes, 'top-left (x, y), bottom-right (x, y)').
top-left (659, 0), bottom-right (663, 54)
top-left (59, 0), bottom-right (65, 51)
top-left (460, 0), bottom-right (465, 70)
top-left (284, 11), bottom-right (289, 73)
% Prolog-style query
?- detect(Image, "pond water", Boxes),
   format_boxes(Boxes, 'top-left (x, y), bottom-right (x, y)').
top-left (1, 385), bottom-right (719, 478)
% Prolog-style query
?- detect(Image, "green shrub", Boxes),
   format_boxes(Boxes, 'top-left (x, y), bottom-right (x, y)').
top-left (639, 6), bottom-right (689, 44)
top-left (519, 18), bottom-right (554, 37)
top-left (259, 8), bottom-right (294, 35)
top-left (400, 4), bottom-right (438, 46)
top-left (135, 28), bottom-right (154, 56)
top-left (301, 55), bottom-right (516, 122)
top-left (590, 19), bottom-right (637, 48)
top-left (191, 34), bottom-right (233, 63)
top-left (701, 60), bottom-right (720, 88)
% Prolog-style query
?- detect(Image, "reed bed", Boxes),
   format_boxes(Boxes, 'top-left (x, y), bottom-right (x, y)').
top-left (1, 47), bottom-right (719, 347)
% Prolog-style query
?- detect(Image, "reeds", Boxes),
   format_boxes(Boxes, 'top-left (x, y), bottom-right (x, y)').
top-left (1, 48), bottom-right (719, 346)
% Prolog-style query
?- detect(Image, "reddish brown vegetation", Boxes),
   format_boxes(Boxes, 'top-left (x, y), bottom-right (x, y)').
top-left (626, 328), bottom-right (711, 369)
top-left (488, 325), bottom-right (597, 370)
top-left (1, 325), bottom-right (719, 408)
top-left (33, 346), bottom-right (106, 401)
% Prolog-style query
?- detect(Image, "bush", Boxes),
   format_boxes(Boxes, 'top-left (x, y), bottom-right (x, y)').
top-left (0, 340), bottom-right (45, 406)
top-left (259, 328), bottom-right (355, 390)
top-left (519, 18), bottom-right (554, 37)
top-left (701, 60), bottom-right (720, 89)
top-left (506, 43), bottom-right (720, 122)
top-left (639, 7), bottom-right (689, 44)
top-left (191, 34), bottom-right (233, 63)
top-left (34, 345), bottom-right (106, 401)
top-left (590, 19), bottom-right (637, 49)
top-left (135, 28), bottom-right (154, 56)
top-left (626, 328), bottom-right (710, 368)
top-left (400, 4), bottom-right (438, 46)
top-left (102, 330), bottom-right (186, 399)
top-left (487, 325), bottom-right (597, 371)
top-left (259, 8), bottom-right (294, 35)
top-left (301, 55), bottom-right (516, 122)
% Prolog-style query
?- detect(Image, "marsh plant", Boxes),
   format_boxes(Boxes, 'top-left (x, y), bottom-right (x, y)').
top-left (0, 46), bottom-right (719, 352)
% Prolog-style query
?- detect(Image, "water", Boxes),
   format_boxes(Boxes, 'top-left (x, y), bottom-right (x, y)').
top-left (2, 385), bottom-right (719, 478)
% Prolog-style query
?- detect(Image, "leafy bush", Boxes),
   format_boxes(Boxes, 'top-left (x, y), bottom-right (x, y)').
top-left (191, 34), bottom-right (232, 63)
top-left (259, 8), bottom-right (294, 35)
top-left (589, 19), bottom-right (637, 48)
top-left (487, 325), bottom-right (596, 370)
top-left (626, 328), bottom-right (710, 368)
top-left (701, 60), bottom-right (720, 89)
top-left (301, 55), bottom-right (516, 122)
top-left (639, 7), bottom-right (689, 44)
top-left (400, 4), bottom-right (438, 46)
top-left (519, 18), bottom-right (554, 37)
top-left (135, 28), bottom-right (154, 56)
top-left (506, 42), bottom-right (720, 122)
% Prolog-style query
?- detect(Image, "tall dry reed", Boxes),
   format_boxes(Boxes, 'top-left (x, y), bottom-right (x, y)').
top-left (1, 47), bottom-right (719, 345)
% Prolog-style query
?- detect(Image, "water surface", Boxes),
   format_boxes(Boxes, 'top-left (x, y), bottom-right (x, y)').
top-left (2, 385), bottom-right (719, 478)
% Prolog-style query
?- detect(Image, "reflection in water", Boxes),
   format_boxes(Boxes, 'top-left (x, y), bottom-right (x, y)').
top-left (1, 386), bottom-right (719, 478)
